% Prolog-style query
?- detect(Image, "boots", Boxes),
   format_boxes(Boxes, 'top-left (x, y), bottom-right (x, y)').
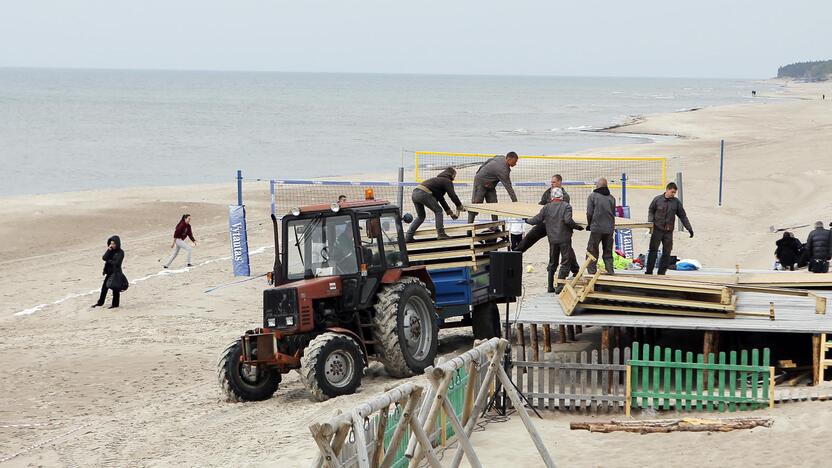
top-left (547, 270), bottom-right (556, 293)
top-left (603, 256), bottom-right (615, 275)
top-left (436, 231), bottom-right (451, 240)
top-left (553, 269), bottom-right (569, 294)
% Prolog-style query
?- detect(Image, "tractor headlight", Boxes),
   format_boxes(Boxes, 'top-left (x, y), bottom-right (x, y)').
top-left (291, 207), bottom-right (301, 216)
top-left (330, 202), bottom-right (340, 213)
top-left (267, 318), bottom-right (276, 327)
top-left (285, 316), bottom-right (294, 326)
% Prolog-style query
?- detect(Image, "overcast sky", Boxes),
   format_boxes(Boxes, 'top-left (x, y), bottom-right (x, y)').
top-left (1, 0), bottom-right (830, 78)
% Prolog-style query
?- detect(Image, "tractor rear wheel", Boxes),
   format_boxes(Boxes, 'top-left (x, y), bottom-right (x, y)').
top-left (372, 277), bottom-right (439, 378)
top-left (472, 301), bottom-right (502, 339)
top-left (300, 332), bottom-right (365, 402)
top-left (217, 340), bottom-right (281, 402)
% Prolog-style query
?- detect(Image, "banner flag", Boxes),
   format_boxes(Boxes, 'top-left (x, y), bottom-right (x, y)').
top-left (615, 205), bottom-right (634, 259)
top-left (228, 205), bottom-right (251, 276)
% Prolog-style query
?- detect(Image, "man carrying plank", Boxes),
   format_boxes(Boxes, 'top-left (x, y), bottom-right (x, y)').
top-left (585, 177), bottom-right (616, 275)
top-left (526, 188), bottom-right (585, 293)
top-left (514, 174), bottom-right (579, 274)
top-left (405, 167), bottom-right (462, 241)
top-left (467, 151), bottom-right (519, 224)
top-left (646, 181), bottom-right (694, 275)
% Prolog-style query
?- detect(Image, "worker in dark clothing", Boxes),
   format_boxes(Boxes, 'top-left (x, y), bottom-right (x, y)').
top-left (526, 188), bottom-right (584, 293)
top-left (775, 231), bottom-right (802, 271)
top-left (586, 178), bottom-right (616, 275)
top-left (406, 167), bottom-right (462, 241)
top-left (467, 152), bottom-right (519, 223)
top-left (646, 182), bottom-right (693, 275)
top-left (804, 221), bottom-right (831, 273)
top-left (515, 174), bottom-right (579, 275)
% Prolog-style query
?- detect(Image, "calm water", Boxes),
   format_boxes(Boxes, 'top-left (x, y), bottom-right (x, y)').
top-left (0, 68), bottom-right (779, 196)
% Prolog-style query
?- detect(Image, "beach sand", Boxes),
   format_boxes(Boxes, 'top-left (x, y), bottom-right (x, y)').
top-left (1, 80), bottom-right (831, 466)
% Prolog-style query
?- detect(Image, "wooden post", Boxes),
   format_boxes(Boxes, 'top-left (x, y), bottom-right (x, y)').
top-left (408, 373), bottom-right (452, 467)
top-left (601, 327), bottom-right (610, 353)
top-left (530, 323), bottom-right (539, 361)
top-left (543, 324), bottom-right (552, 353)
top-left (613, 327), bottom-right (621, 349)
top-left (575, 325), bottom-right (583, 335)
top-left (517, 323), bottom-right (527, 362)
top-left (372, 404), bottom-right (389, 468)
top-left (813, 334), bottom-right (822, 386)
top-left (625, 365), bottom-right (632, 417)
top-left (461, 360), bottom-right (478, 426)
top-left (351, 413), bottom-right (371, 468)
top-left (567, 325), bottom-right (576, 341)
top-left (769, 367), bottom-right (775, 408)
top-left (559, 325), bottom-right (567, 343)
top-left (310, 423), bottom-right (344, 468)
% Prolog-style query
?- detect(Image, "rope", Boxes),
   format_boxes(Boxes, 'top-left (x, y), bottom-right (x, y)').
top-left (0, 423), bottom-right (92, 464)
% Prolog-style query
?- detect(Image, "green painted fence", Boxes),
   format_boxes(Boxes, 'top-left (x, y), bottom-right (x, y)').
top-left (377, 367), bottom-right (471, 467)
top-left (627, 342), bottom-right (773, 414)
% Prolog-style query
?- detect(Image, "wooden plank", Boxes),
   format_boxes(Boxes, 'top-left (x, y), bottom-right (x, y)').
top-left (462, 202), bottom-right (652, 230)
top-left (542, 324), bottom-right (552, 353)
top-left (623, 347), bottom-right (631, 412)
top-left (612, 347), bottom-right (620, 411)
top-left (548, 354), bottom-right (556, 411)
top-left (718, 352), bottom-right (726, 412)
top-left (559, 325), bottom-right (567, 344)
top-left (580, 351), bottom-right (588, 411)
top-left (538, 351), bottom-right (546, 411)
top-left (577, 303), bottom-right (736, 319)
top-left (728, 351), bottom-right (737, 412)
top-left (406, 231), bottom-right (506, 251)
top-left (413, 220), bottom-right (504, 236)
top-left (528, 349), bottom-right (535, 408)
top-left (625, 365), bottom-right (632, 417)
top-left (630, 343), bottom-right (639, 412)
top-left (590, 350), bottom-right (599, 414)
top-left (512, 361), bottom-right (626, 371)
top-left (407, 240), bottom-right (508, 261)
top-left (583, 291), bottom-right (736, 312)
top-left (813, 334), bottom-right (822, 386)
top-left (419, 258), bottom-right (490, 271)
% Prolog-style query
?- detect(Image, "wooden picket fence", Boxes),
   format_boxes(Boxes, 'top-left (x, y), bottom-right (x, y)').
top-left (626, 342), bottom-right (774, 415)
top-left (514, 346), bottom-right (631, 413)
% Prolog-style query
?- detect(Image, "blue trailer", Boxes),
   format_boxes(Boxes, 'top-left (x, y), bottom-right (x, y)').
top-left (428, 266), bottom-right (504, 339)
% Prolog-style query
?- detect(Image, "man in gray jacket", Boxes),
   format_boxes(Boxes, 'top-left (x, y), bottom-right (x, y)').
top-left (526, 188), bottom-right (584, 293)
top-left (646, 182), bottom-right (694, 275)
top-left (586, 178), bottom-right (616, 275)
top-left (467, 152), bottom-right (519, 223)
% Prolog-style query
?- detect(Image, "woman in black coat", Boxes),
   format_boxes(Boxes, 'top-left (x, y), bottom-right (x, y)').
top-left (92, 235), bottom-right (127, 308)
top-left (775, 231), bottom-right (802, 271)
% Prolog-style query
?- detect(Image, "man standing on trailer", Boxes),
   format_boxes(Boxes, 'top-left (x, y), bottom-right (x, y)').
top-left (585, 178), bottom-right (616, 275)
top-left (526, 188), bottom-right (584, 293)
top-left (404, 167), bottom-right (462, 241)
top-left (514, 174), bottom-right (579, 274)
top-left (467, 151), bottom-right (519, 223)
top-left (645, 181), bottom-right (694, 275)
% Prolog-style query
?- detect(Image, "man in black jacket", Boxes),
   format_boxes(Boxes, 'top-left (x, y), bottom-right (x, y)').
top-left (406, 167), bottom-right (462, 241)
top-left (804, 221), bottom-right (831, 273)
top-left (586, 178), bottom-right (616, 275)
top-left (514, 174), bottom-right (579, 274)
top-left (526, 188), bottom-right (584, 293)
top-left (467, 152), bottom-right (519, 223)
top-left (646, 182), bottom-right (694, 275)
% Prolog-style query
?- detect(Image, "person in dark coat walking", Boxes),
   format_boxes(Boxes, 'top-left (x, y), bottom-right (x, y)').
top-left (467, 152), bottom-right (519, 223)
top-left (406, 167), bottom-right (462, 241)
top-left (526, 188), bottom-right (584, 293)
top-left (804, 221), bottom-right (831, 273)
top-left (585, 178), bottom-right (617, 275)
top-left (775, 231), bottom-right (802, 271)
top-left (645, 182), bottom-right (693, 275)
top-left (92, 235), bottom-right (127, 309)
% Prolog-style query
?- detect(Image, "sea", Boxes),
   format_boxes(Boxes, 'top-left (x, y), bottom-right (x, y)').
top-left (0, 68), bottom-right (782, 197)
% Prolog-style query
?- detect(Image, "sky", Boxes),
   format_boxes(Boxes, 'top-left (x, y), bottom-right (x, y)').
top-left (1, 0), bottom-right (831, 78)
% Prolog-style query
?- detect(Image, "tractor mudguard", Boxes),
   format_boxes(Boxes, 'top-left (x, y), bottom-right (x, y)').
top-left (381, 267), bottom-right (435, 296)
top-left (325, 326), bottom-right (369, 366)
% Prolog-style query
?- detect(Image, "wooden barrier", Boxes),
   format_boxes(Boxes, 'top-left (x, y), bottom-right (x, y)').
top-left (626, 342), bottom-right (773, 415)
top-left (514, 346), bottom-right (631, 413)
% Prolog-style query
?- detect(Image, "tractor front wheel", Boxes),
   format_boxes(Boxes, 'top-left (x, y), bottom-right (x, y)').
top-left (300, 332), bottom-right (365, 402)
top-left (217, 340), bottom-right (281, 402)
top-left (373, 277), bottom-right (439, 378)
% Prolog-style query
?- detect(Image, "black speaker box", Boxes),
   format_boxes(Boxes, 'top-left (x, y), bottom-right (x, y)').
top-left (488, 251), bottom-right (523, 297)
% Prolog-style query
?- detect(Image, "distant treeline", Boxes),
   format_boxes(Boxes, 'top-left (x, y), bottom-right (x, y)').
top-left (777, 60), bottom-right (832, 82)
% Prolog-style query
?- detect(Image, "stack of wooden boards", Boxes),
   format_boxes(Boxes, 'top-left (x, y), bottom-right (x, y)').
top-left (405, 220), bottom-right (508, 270)
top-left (558, 257), bottom-right (827, 319)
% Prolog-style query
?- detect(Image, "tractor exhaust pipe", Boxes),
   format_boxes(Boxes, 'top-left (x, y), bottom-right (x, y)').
top-left (271, 214), bottom-right (285, 285)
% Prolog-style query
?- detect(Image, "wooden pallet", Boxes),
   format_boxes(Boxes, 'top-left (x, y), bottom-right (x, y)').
top-left (406, 220), bottom-right (507, 269)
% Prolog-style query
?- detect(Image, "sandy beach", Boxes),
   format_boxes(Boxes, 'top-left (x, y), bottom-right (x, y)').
top-left (2, 79), bottom-right (832, 467)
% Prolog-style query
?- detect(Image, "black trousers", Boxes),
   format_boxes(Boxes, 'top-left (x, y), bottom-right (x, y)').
top-left (467, 185), bottom-right (498, 223)
top-left (97, 275), bottom-right (120, 307)
top-left (510, 233), bottom-right (523, 251)
top-left (517, 224), bottom-right (579, 273)
top-left (646, 228), bottom-right (674, 274)
top-left (548, 240), bottom-right (573, 277)
top-left (407, 189), bottom-right (445, 236)
top-left (587, 231), bottom-right (615, 274)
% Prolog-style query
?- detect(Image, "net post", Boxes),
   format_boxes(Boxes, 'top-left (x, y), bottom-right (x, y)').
top-left (397, 167), bottom-right (405, 209)
top-left (236, 169), bottom-right (243, 206)
top-left (719, 140), bottom-right (725, 207)
top-left (621, 172), bottom-right (627, 206)
top-left (270, 179), bottom-right (276, 217)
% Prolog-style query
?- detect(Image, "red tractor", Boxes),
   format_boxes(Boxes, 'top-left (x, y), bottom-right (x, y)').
top-left (218, 199), bottom-right (439, 402)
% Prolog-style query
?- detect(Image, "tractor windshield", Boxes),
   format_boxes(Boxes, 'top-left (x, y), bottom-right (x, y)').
top-left (286, 215), bottom-right (358, 280)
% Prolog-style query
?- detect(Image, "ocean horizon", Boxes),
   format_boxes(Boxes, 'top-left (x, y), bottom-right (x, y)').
top-left (0, 68), bottom-right (780, 196)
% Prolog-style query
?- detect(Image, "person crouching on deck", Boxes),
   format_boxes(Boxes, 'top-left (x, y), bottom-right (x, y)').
top-left (405, 167), bottom-right (462, 241)
top-left (526, 188), bottom-right (584, 293)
